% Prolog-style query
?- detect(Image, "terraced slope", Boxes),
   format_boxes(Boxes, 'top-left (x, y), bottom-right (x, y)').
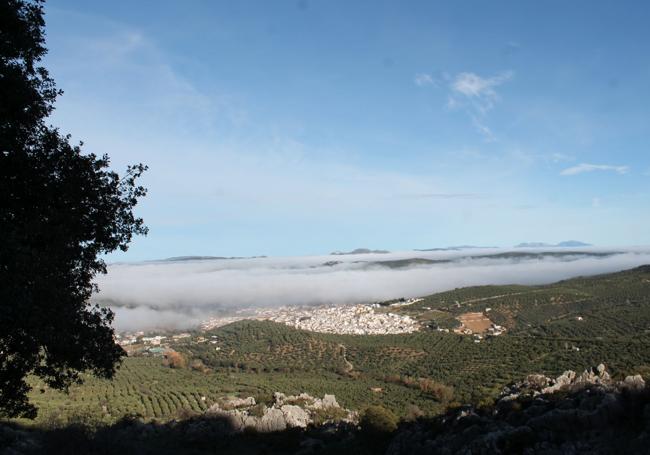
top-left (20, 266), bottom-right (650, 426)
top-left (392, 265), bottom-right (650, 336)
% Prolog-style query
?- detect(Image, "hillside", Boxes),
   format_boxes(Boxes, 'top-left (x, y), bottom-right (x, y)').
top-left (5, 364), bottom-right (649, 454)
top-left (353, 250), bottom-right (617, 269)
top-left (16, 266), bottom-right (650, 430)
top-left (392, 264), bottom-right (650, 338)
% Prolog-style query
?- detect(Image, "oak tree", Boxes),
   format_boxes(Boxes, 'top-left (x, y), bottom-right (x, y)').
top-left (0, 0), bottom-right (147, 417)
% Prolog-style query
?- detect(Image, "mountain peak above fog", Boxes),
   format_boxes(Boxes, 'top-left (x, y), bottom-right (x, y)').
top-left (414, 245), bottom-right (496, 251)
top-left (161, 255), bottom-right (267, 262)
top-left (515, 240), bottom-right (592, 248)
top-left (330, 248), bottom-right (390, 255)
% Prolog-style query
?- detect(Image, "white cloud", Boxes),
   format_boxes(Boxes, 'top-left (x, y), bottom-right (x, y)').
top-left (560, 163), bottom-right (629, 176)
top-left (445, 71), bottom-right (513, 140)
top-left (414, 73), bottom-right (436, 87)
top-left (451, 71), bottom-right (513, 110)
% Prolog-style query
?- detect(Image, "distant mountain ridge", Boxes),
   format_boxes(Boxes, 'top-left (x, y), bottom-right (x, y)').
top-left (414, 245), bottom-right (496, 251)
top-left (330, 248), bottom-right (390, 255)
top-left (356, 250), bottom-right (615, 269)
top-left (160, 255), bottom-right (267, 262)
top-left (515, 240), bottom-right (592, 248)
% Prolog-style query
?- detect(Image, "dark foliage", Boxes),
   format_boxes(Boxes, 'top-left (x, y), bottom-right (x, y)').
top-left (0, 0), bottom-right (147, 418)
top-left (360, 405), bottom-right (398, 435)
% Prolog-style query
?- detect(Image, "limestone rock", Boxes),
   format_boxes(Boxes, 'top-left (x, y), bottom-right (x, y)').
top-left (542, 370), bottom-right (576, 394)
top-left (502, 364), bottom-right (625, 401)
top-left (526, 374), bottom-right (550, 388)
top-left (621, 374), bottom-right (646, 391)
top-left (209, 396), bottom-right (256, 411)
top-left (273, 392), bottom-right (287, 405)
top-left (257, 408), bottom-right (287, 432)
top-left (204, 392), bottom-right (354, 433)
top-left (281, 405), bottom-right (311, 428)
top-left (322, 394), bottom-right (339, 408)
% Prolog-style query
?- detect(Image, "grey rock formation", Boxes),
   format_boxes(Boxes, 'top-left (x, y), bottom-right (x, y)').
top-left (501, 364), bottom-right (623, 401)
top-left (387, 364), bottom-right (649, 455)
top-left (541, 370), bottom-right (577, 394)
top-left (204, 392), bottom-right (355, 433)
top-left (622, 374), bottom-right (646, 391)
top-left (281, 405), bottom-right (310, 428)
top-left (321, 394), bottom-right (339, 409)
top-left (257, 408), bottom-right (287, 432)
top-left (273, 392), bottom-right (287, 405)
top-left (209, 396), bottom-right (256, 410)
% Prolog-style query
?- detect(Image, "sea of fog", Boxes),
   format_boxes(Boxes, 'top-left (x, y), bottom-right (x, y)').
top-left (94, 247), bottom-right (650, 331)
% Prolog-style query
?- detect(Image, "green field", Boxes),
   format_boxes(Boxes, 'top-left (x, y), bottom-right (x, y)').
top-left (18, 265), bottom-right (650, 426)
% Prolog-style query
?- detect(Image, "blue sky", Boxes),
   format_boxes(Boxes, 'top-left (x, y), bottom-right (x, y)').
top-left (43, 0), bottom-right (650, 260)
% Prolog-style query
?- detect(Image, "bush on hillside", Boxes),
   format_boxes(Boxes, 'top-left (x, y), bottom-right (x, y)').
top-left (418, 379), bottom-right (454, 403)
top-left (163, 351), bottom-right (186, 369)
top-left (360, 405), bottom-right (398, 434)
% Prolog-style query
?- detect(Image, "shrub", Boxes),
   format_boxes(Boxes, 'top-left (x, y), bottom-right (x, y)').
top-left (252, 392), bottom-right (274, 407)
top-left (405, 404), bottom-right (424, 421)
top-left (418, 379), bottom-right (454, 403)
top-left (248, 404), bottom-right (267, 418)
top-left (311, 406), bottom-right (348, 425)
top-left (190, 359), bottom-right (209, 373)
top-left (163, 350), bottom-right (187, 369)
top-left (360, 405), bottom-right (398, 434)
top-left (384, 374), bottom-right (402, 384)
top-left (175, 407), bottom-right (199, 420)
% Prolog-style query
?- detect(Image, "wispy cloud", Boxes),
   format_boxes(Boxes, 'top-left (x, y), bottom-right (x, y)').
top-left (445, 71), bottom-right (513, 140)
top-left (560, 163), bottom-right (629, 176)
top-left (450, 71), bottom-right (513, 113)
top-left (471, 116), bottom-right (496, 142)
top-left (413, 70), bottom-right (511, 140)
top-left (414, 73), bottom-right (436, 87)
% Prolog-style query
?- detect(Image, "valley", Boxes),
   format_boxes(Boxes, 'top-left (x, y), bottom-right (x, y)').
top-left (20, 265), bottom-right (650, 428)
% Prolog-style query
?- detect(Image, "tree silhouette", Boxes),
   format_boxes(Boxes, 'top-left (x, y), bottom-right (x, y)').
top-left (0, 0), bottom-right (147, 418)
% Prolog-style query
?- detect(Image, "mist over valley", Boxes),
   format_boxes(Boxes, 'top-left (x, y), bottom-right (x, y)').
top-left (95, 246), bottom-right (650, 331)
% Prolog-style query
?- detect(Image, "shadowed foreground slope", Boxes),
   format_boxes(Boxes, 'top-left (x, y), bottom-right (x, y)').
top-left (2, 365), bottom-right (649, 454)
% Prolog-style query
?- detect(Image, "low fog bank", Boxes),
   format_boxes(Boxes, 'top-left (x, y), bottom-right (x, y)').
top-left (96, 248), bottom-right (650, 331)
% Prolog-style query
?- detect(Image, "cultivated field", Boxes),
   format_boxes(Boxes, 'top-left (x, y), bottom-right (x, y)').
top-left (17, 265), bottom-right (650, 427)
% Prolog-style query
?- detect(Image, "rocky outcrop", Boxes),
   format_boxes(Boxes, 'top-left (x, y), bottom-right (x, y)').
top-left (213, 396), bottom-right (256, 410)
top-left (499, 363), bottom-right (643, 401)
top-left (387, 364), bottom-right (650, 455)
top-left (280, 405), bottom-right (310, 428)
top-left (622, 374), bottom-right (646, 391)
top-left (205, 392), bottom-right (356, 433)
